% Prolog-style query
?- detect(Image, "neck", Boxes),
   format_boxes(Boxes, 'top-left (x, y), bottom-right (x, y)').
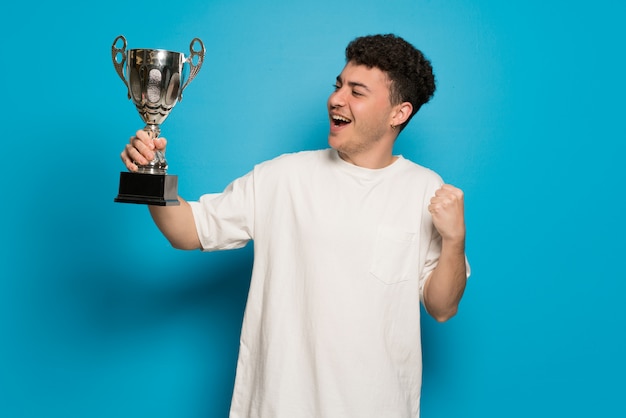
top-left (337, 150), bottom-right (398, 169)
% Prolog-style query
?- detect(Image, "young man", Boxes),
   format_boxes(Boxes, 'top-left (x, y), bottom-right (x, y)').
top-left (122, 34), bottom-right (468, 418)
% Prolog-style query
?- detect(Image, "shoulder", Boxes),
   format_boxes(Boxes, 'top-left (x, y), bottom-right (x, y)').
top-left (397, 157), bottom-right (444, 186)
top-left (254, 149), bottom-right (330, 173)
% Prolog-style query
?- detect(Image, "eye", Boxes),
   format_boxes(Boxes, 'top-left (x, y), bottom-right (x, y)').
top-left (352, 90), bottom-right (363, 97)
top-left (332, 84), bottom-right (341, 91)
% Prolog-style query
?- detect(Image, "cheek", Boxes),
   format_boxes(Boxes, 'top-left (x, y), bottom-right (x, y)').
top-left (350, 101), bottom-right (368, 117)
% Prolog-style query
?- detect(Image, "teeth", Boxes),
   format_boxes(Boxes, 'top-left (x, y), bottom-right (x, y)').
top-left (332, 115), bottom-right (351, 123)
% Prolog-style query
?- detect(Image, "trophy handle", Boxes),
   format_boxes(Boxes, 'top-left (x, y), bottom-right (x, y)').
top-left (180, 38), bottom-right (205, 100)
top-left (112, 35), bottom-right (131, 99)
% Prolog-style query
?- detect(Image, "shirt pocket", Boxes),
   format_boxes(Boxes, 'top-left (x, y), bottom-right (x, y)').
top-left (369, 226), bottom-right (419, 285)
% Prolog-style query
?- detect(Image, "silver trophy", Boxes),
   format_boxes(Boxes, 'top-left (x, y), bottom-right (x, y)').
top-left (112, 35), bottom-right (205, 205)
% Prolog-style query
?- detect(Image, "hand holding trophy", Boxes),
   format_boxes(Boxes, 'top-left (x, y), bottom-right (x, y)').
top-left (112, 35), bottom-right (205, 205)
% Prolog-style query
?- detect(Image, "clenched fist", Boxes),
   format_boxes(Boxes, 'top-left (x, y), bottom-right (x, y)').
top-left (428, 184), bottom-right (466, 244)
top-left (120, 129), bottom-right (168, 172)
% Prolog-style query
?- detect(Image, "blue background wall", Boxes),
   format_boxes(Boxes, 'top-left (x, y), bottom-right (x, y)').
top-left (1, 1), bottom-right (624, 417)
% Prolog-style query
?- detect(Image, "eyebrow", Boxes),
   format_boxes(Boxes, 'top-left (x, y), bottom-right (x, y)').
top-left (336, 75), bottom-right (371, 92)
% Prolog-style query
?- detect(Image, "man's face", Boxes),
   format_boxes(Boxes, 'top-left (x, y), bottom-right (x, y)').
top-left (327, 62), bottom-right (396, 159)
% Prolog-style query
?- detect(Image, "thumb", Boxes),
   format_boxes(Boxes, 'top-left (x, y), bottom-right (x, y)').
top-left (153, 137), bottom-right (168, 150)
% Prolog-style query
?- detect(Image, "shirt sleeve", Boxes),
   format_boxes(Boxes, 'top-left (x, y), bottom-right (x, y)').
top-left (419, 228), bottom-right (441, 302)
top-left (188, 170), bottom-right (255, 251)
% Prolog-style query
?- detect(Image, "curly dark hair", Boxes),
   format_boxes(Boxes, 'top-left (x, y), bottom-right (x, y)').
top-left (345, 34), bottom-right (436, 130)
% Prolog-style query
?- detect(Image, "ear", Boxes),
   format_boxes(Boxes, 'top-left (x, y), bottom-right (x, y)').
top-left (390, 102), bottom-right (413, 127)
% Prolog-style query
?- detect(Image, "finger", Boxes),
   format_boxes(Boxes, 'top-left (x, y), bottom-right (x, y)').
top-left (120, 147), bottom-right (138, 171)
top-left (434, 187), bottom-right (448, 198)
top-left (429, 196), bottom-right (457, 213)
top-left (434, 188), bottom-right (452, 199)
top-left (132, 136), bottom-right (157, 161)
top-left (126, 141), bottom-right (154, 166)
top-left (134, 129), bottom-right (155, 145)
top-left (433, 191), bottom-right (463, 206)
top-left (440, 184), bottom-right (464, 199)
top-left (153, 136), bottom-right (168, 151)
top-left (428, 204), bottom-right (445, 216)
top-left (429, 200), bottom-right (447, 210)
top-left (430, 193), bottom-right (450, 205)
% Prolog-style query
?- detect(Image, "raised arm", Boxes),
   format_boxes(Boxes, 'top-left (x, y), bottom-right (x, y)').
top-left (121, 130), bottom-right (201, 250)
top-left (423, 184), bottom-right (468, 322)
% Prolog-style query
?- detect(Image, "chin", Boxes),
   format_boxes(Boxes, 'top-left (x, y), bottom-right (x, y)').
top-left (327, 133), bottom-right (344, 151)
top-left (327, 136), bottom-right (338, 150)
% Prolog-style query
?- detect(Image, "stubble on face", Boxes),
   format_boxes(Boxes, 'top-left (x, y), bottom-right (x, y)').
top-left (327, 63), bottom-right (396, 166)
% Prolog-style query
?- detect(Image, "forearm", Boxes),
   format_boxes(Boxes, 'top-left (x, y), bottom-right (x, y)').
top-left (148, 197), bottom-right (201, 250)
top-left (423, 238), bottom-right (467, 322)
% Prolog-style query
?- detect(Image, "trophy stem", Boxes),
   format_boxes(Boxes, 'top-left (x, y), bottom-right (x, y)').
top-left (115, 122), bottom-right (178, 206)
top-left (136, 124), bottom-right (167, 175)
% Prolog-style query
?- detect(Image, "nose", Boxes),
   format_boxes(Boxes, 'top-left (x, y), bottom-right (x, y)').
top-left (328, 87), bottom-right (345, 108)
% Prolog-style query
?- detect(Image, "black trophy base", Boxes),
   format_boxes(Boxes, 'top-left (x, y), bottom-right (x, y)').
top-left (115, 172), bottom-right (180, 206)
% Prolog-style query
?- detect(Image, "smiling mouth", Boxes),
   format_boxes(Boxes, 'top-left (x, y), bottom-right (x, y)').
top-left (331, 115), bottom-right (351, 127)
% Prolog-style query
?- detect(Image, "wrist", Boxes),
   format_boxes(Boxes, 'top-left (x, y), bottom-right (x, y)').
top-left (441, 236), bottom-right (465, 254)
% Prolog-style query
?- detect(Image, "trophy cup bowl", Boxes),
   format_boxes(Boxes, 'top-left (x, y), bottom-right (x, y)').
top-left (112, 35), bottom-right (205, 205)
